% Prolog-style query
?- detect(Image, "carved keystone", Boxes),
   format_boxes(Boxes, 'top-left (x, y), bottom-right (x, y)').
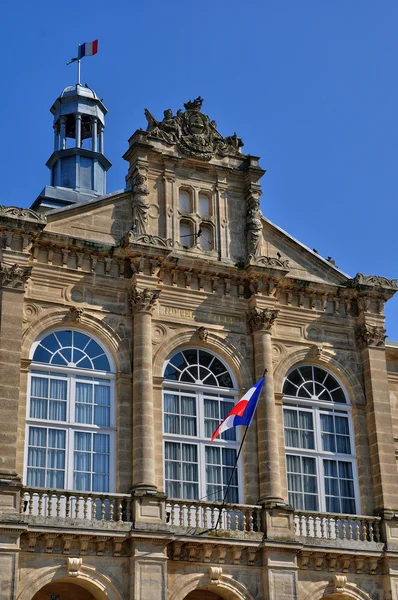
top-left (247, 308), bottom-right (279, 333)
top-left (209, 566), bottom-right (222, 585)
top-left (67, 557), bottom-right (82, 577)
top-left (333, 575), bottom-right (347, 593)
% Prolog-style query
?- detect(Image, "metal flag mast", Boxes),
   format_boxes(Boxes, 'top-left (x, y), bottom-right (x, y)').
top-left (66, 41), bottom-right (98, 85)
top-left (213, 368), bottom-right (268, 533)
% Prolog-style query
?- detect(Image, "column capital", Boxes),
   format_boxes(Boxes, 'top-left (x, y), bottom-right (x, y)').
top-left (355, 323), bottom-right (387, 349)
top-left (0, 263), bottom-right (31, 290)
top-left (131, 287), bottom-right (160, 315)
top-left (247, 307), bottom-right (279, 333)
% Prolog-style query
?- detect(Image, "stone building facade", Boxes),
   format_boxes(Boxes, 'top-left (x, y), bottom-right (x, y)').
top-left (1, 88), bottom-right (398, 600)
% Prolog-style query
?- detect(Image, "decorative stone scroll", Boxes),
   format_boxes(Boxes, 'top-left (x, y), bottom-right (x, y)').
top-left (0, 263), bottom-right (32, 289)
top-left (144, 97), bottom-right (244, 161)
top-left (349, 273), bottom-right (398, 290)
top-left (0, 205), bottom-right (47, 223)
top-left (355, 324), bottom-right (387, 349)
top-left (131, 288), bottom-right (161, 314)
top-left (121, 231), bottom-right (174, 249)
top-left (247, 308), bottom-right (279, 333)
top-left (254, 256), bottom-right (290, 269)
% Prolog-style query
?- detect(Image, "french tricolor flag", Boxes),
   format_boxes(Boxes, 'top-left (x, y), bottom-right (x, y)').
top-left (211, 377), bottom-right (265, 442)
top-left (78, 40), bottom-right (98, 59)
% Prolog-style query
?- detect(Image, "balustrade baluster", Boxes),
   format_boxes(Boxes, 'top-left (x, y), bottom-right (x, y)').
top-left (117, 500), bottom-right (123, 523)
top-left (38, 492), bottom-right (43, 517)
top-left (187, 504), bottom-right (192, 528)
top-left (348, 518), bottom-right (353, 540)
top-left (20, 493), bottom-right (26, 517)
top-left (179, 504), bottom-right (184, 527)
top-left (320, 516), bottom-right (326, 539)
top-left (203, 506), bottom-right (208, 528)
top-left (375, 521), bottom-right (381, 542)
top-left (47, 493), bottom-right (53, 517)
top-left (65, 493), bottom-right (71, 518)
top-left (355, 519), bottom-right (360, 541)
top-left (109, 498), bottom-right (114, 521)
top-left (195, 504), bottom-right (200, 528)
top-left (28, 493), bottom-right (34, 516)
top-left (242, 511), bottom-right (247, 532)
top-left (234, 511), bottom-right (239, 531)
top-left (328, 516), bottom-right (334, 539)
top-left (211, 507), bottom-right (216, 530)
top-left (83, 496), bottom-right (89, 520)
top-left (101, 497), bottom-right (106, 520)
top-left (75, 497), bottom-right (80, 519)
top-left (341, 518), bottom-right (346, 540)
top-left (56, 494), bottom-right (61, 517)
top-left (369, 521), bottom-right (374, 542)
top-left (226, 509), bottom-right (231, 531)
top-left (362, 520), bottom-right (368, 542)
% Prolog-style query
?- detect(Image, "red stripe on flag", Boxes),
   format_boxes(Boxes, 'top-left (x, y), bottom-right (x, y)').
top-left (92, 40), bottom-right (98, 55)
top-left (229, 399), bottom-right (248, 417)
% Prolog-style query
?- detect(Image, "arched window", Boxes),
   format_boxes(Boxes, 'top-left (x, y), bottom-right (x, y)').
top-left (283, 365), bottom-right (358, 514)
top-left (25, 329), bottom-right (115, 493)
top-left (163, 349), bottom-right (239, 503)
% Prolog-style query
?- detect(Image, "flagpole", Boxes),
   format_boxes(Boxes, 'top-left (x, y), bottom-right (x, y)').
top-left (77, 53), bottom-right (81, 85)
top-left (213, 367), bottom-right (267, 533)
top-left (214, 424), bottom-right (250, 532)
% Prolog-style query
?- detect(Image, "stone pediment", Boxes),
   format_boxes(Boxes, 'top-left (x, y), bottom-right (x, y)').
top-left (143, 97), bottom-right (245, 161)
top-left (260, 217), bottom-right (350, 287)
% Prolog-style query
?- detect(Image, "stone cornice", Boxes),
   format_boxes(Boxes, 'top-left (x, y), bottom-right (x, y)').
top-left (247, 308), bottom-right (279, 333)
top-left (348, 273), bottom-right (398, 291)
top-left (0, 262), bottom-right (32, 290)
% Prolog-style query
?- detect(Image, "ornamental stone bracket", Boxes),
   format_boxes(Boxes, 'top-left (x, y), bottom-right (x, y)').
top-left (355, 323), bottom-right (387, 349)
top-left (131, 287), bottom-right (161, 314)
top-left (0, 262), bottom-right (32, 290)
top-left (247, 307), bottom-right (279, 333)
top-left (67, 557), bottom-right (82, 577)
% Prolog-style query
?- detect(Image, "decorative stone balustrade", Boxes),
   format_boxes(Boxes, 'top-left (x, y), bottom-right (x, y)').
top-left (294, 511), bottom-right (382, 544)
top-left (22, 488), bottom-right (132, 525)
top-left (165, 500), bottom-right (263, 534)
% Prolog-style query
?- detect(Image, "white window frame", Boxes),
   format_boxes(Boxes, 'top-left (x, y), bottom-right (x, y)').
top-left (24, 328), bottom-right (117, 493)
top-left (283, 365), bottom-right (360, 514)
top-left (162, 350), bottom-right (242, 504)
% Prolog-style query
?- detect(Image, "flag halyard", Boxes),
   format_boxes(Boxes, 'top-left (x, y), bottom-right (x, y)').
top-left (211, 377), bottom-right (265, 442)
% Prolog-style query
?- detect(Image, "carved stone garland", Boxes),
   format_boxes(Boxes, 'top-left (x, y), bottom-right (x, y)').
top-left (247, 308), bottom-right (279, 333)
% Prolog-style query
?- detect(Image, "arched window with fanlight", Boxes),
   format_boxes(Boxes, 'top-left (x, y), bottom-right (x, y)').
top-left (283, 364), bottom-right (358, 514)
top-left (25, 329), bottom-right (116, 493)
top-left (163, 348), bottom-right (240, 503)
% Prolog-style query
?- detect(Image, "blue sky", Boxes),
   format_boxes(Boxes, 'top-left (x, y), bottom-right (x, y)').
top-left (1, 0), bottom-right (397, 338)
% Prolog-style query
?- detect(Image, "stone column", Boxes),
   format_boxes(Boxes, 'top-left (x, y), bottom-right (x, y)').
top-left (92, 117), bottom-right (98, 152)
top-left (248, 306), bottom-right (285, 505)
top-left (59, 116), bottom-right (66, 150)
top-left (131, 287), bottom-right (160, 492)
top-left (356, 318), bottom-right (398, 512)
top-left (75, 112), bottom-right (82, 148)
top-left (98, 123), bottom-right (104, 154)
top-left (0, 262), bottom-right (31, 516)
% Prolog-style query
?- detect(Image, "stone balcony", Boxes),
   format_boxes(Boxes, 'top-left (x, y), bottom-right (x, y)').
top-left (19, 488), bottom-right (385, 553)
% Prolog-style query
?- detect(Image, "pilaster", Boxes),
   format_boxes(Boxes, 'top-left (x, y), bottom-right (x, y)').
top-left (0, 258), bottom-right (31, 517)
top-left (130, 539), bottom-right (168, 600)
top-left (355, 313), bottom-right (398, 512)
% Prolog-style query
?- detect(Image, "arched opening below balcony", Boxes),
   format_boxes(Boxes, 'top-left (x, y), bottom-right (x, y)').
top-left (184, 592), bottom-right (223, 600)
top-left (32, 581), bottom-right (98, 600)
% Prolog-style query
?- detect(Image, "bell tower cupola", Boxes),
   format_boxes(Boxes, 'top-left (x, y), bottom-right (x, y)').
top-left (31, 84), bottom-right (111, 212)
